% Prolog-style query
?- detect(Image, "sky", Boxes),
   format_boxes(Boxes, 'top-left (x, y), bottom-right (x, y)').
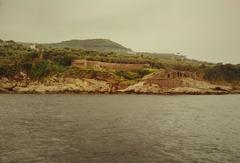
top-left (0, 0), bottom-right (240, 64)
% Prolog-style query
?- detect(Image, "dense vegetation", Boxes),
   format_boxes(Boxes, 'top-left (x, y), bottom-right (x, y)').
top-left (0, 39), bottom-right (239, 83)
top-left (41, 39), bottom-right (132, 53)
top-left (204, 64), bottom-right (240, 82)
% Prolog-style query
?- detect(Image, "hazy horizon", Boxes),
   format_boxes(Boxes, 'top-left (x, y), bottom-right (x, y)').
top-left (0, 0), bottom-right (240, 64)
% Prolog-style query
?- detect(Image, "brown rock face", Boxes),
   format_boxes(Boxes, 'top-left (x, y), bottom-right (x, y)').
top-left (0, 77), bottom-right (17, 91)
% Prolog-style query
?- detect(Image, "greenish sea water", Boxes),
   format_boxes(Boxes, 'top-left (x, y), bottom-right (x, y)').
top-left (0, 94), bottom-right (240, 163)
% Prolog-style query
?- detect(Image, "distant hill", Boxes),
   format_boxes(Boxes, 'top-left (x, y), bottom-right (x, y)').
top-left (41, 39), bottom-right (132, 53)
top-left (10, 38), bottom-right (210, 67)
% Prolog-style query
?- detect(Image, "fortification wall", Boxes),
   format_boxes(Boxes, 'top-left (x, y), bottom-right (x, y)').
top-left (72, 59), bottom-right (150, 71)
top-left (144, 69), bottom-right (203, 88)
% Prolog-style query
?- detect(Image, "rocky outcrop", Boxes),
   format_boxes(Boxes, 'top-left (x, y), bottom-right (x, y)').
top-left (119, 82), bottom-right (162, 94)
top-left (119, 78), bottom-right (232, 94)
top-left (0, 77), bottom-right (17, 92)
top-left (118, 69), bottom-right (233, 94)
top-left (0, 69), bottom-right (238, 94)
top-left (12, 78), bottom-right (113, 94)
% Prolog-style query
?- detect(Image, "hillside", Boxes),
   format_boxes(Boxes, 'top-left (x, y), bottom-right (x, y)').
top-left (0, 39), bottom-right (239, 94)
top-left (41, 39), bottom-right (132, 53)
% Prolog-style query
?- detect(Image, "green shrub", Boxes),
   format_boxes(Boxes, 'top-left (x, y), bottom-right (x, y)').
top-left (62, 67), bottom-right (114, 79)
top-left (0, 64), bottom-right (18, 77)
top-left (52, 55), bottom-right (73, 66)
top-left (116, 69), bottom-right (151, 80)
top-left (204, 64), bottom-right (240, 82)
top-left (31, 61), bottom-right (50, 78)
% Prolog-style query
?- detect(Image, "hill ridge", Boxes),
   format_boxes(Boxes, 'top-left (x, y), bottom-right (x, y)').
top-left (42, 38), bottom-right (132, 53)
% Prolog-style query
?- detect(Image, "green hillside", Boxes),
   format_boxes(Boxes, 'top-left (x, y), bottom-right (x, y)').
top-left (0, 39), bottom-right (239, 85)
top-left (42, 39), bottom-right (132, 53)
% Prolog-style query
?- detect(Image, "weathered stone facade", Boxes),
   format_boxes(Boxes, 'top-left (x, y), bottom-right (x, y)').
top-left (72, 59), bottom-right (150, 71)
top-left (147, 69), bottom-right (200, 80)
top-left (144, 69), bottom-right (202, 89)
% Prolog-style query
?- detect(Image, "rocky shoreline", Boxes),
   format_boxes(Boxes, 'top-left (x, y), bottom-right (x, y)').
top-left (1, 75), bottom-right (239, 95)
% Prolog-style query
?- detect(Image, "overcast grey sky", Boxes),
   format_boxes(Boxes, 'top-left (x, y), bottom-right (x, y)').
top-left (0, 0), bottom-right (240, 63)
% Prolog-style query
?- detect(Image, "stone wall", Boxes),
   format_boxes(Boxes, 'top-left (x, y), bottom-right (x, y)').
top-left (148, 69), bottom-right (201, 80)
top-left (144, 69), bottom-right (203, 88)
top-left (147, 79), bottom-right (183, 88)
top-left (72, 59), bottom-right (150, 71)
